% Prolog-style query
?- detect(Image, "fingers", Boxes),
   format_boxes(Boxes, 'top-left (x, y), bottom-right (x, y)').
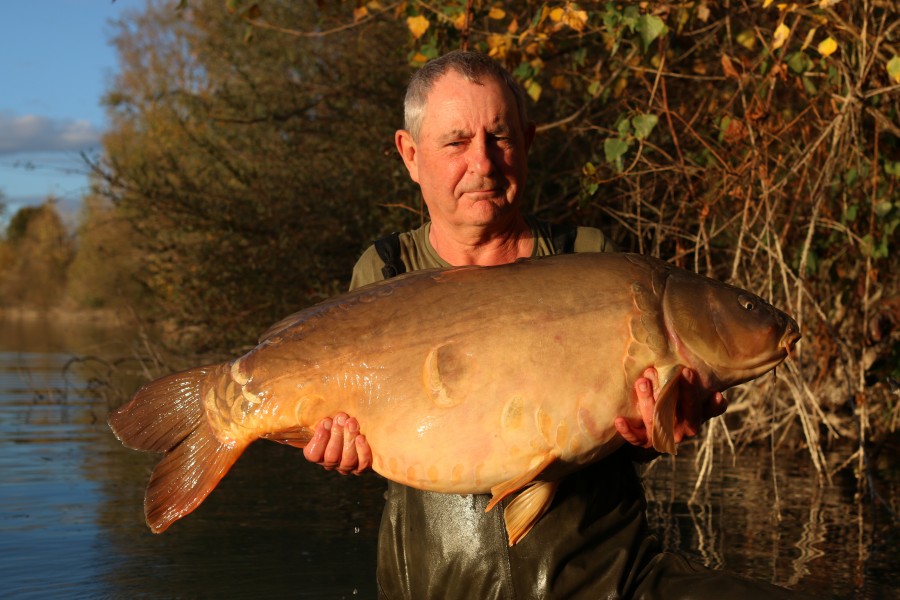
top-left (617, 376), bottom-right (656, 449)
top-left (322, 413), bottom-right (349, 470)
top-left (703, 392), bottom-right (728, 420)
top-left (614, 416), bottom-right (652, 448)
top-left (353, 432), bottom-right (373, 475)
top-left (302, 418), bottom-right (331, 463)
top-left (302, 413), bottom-right (372, 476)
top-left (635, 377), bottom-right (655, 433)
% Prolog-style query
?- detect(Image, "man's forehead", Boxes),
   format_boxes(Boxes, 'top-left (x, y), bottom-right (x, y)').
top-left (422, 73), bottom-right (519, 134)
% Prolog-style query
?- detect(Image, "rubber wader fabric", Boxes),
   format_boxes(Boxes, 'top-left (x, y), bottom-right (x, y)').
top-left (351, 219), bottom-right (814, 600)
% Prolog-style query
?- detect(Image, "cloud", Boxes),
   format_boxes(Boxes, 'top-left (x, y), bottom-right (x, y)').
top-left (0, 112), bottom-right (103, 155)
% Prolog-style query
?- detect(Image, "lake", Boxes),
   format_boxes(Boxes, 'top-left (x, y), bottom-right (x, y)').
top-left (0, 315), bottom-right (896, 599)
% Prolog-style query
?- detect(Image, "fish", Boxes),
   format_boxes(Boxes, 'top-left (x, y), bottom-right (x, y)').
top-left (108, 252), bottom-right (800, 544)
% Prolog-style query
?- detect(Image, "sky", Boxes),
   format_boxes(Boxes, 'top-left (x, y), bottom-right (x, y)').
top-left (0, 0), bottom-right (147, 221)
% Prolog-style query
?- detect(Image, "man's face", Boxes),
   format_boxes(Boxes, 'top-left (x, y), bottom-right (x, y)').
top-left (396, 70), bottom-right (534, 230)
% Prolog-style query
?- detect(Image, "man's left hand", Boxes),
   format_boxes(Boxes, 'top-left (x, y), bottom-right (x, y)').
top-left (614, 367), bottom-right (728, 450)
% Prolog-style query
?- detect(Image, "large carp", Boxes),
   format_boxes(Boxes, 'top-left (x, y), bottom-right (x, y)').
top-left (109, 252), bottom-right (800, 544)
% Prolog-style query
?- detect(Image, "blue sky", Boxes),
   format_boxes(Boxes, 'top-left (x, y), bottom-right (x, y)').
top-left (0, 0), bottom-right (146, 221)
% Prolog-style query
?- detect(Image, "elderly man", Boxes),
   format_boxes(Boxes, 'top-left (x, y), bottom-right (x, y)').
top-left (305, 51), bottom-right (804, 600)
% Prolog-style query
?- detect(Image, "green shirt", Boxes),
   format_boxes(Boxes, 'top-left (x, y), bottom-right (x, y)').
top-left (349, 215), bottom-right (615, 291)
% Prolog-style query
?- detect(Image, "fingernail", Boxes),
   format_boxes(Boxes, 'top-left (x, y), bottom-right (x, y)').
top-left (348, 420), bottom-right (359, 433)
top-left (336, 414), bottom-right (346, 427)
top-left (638, 380), bottom-right (650, 393)
top-left (323, 418), bottom-right (332, 431)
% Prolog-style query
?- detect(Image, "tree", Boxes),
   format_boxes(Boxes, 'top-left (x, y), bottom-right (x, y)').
top-left (96, 0), bottom-right (415, 351)
top-left (0, 201), bottom-right (73, 308)
top-left (66, 192), bottom-right (145, 310)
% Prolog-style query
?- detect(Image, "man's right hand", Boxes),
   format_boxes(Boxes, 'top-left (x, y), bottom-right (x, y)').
top-left (303, 412), bottom-right (373, 475)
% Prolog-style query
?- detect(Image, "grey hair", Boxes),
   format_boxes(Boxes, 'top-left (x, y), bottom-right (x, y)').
top-left (403, 50), bottom-right (529, 141)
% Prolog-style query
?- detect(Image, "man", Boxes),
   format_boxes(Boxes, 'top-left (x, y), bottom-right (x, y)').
top-left (304, 51), bottom-right (804, 599)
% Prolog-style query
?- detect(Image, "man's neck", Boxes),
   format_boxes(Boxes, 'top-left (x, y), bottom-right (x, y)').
top-left (429, 215), bottom-right (533, 267)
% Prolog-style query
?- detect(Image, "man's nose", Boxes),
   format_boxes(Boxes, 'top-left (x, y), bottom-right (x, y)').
top-left (466, 137), bottom-right (496, 176)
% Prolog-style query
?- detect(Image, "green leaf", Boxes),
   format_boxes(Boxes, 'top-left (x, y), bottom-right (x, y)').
top-left (787, 52), bottom-right (811, 74)
top-left (616, 118), bottom-right (632, 137)
top-left (802, 76), bottom-right (818, 95)
top-left (623, 5), bottom-right (641, 30)
top-left (874, 200), bottom-right (894, 218)
top-left (604, 137), bottom-right (630, 163)
top-left (636, 14), bottom-right (667, 49)
top-left (887, 56), bottom-right (900, 84)
top-left (633, 114), bottom-right (659, 140)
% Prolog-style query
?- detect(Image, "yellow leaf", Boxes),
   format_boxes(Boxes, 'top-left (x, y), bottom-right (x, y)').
top-left (817, 36), bottom-right (838, 57)
top-left (406, 15), bottom-right (430, 40)
top-left (488, 7), bottom-right (506, 20)
top-left (772, 23), bottom-right (790, 49)
top-left (801, 27), bottom-right (817, 51)
top-left (819, 0), bottom-right (841, 7)
top-left (525, 79), bottom-right (542, 102)
top-left (549, 8), bottom-right (565, 22)
top-left (736, 29), bottom-right (757, 50)
top-left (697, 3), bottom-right (710, 22)
top-left (453, 12), bottom-right (468, 30)
top-left (486, 34), bottom-right (511, 59)
top-left (564, 9), bottom-right (588, 32)
top-left (353, 6), bottom-right (369, 22)
top-left (763, 0), bottom-right (774, 7)
top-left (550, 75), bottom-right (568, 90)
top-left (410, 52), bottom-right (429, 65)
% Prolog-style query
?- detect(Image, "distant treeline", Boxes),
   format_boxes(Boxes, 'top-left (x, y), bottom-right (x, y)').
top-left (1, 1), bottom-right (897, 464)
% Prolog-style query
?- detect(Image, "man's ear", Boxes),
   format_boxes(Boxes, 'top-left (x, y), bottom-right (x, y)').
top-left (395, 129), bottom-right (420, 184)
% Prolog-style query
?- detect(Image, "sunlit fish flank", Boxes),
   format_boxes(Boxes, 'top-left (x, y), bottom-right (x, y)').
top-left (108, 252), bottom-right (800, 545)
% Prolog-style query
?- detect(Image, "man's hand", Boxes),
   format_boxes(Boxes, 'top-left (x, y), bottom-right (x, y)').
top-left (614, 367), bottom-right (728, 450)
top-left (303, 412), bottom-right (373, 475)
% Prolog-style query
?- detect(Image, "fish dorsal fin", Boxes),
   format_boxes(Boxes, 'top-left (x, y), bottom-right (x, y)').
top-left (486, 452), bottom-right (557, 512)
top-left (651, 365), bottom-right (685, 455)
top-left (503, 480), bottom-right (559, 546)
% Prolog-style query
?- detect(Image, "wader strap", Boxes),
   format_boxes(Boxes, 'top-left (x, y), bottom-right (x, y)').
top-left (551, 223), bottom-right (579, 255)
top-left (374, 232), bottom-right (405, 279)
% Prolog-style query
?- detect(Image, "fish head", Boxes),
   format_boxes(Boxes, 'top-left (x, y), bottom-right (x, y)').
top-left (662, 269), bottom-right (801, 390)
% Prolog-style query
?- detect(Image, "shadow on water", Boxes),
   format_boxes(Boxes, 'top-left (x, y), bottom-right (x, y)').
top-left (0, 315), bottom-right (897, 599)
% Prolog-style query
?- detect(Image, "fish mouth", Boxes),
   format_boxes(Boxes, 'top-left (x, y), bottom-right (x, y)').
top-left (782, 329), bottom-right (801, 361)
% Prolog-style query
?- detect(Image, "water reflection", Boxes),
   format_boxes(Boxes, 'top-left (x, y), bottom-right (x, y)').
top-left (642, 440), bottom-right (898, 599)
top-left (0, 315), bottom-right (896, 599)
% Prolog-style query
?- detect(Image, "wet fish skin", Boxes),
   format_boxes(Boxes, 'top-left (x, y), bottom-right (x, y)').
top-left (109, 252), bottom-right (800, 542)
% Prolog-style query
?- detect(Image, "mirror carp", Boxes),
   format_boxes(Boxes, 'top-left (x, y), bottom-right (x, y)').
top-left (109, 252), bottom-right (800, 544)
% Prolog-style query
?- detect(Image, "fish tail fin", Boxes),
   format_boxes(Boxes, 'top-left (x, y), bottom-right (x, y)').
top-left (108, 363), bottom-right (248, 533)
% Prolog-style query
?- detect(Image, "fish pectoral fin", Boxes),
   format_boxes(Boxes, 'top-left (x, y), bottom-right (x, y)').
top-left (651, 365), bottom-right (685, 455)
top-left (486, 452), bottom-right (557, 512)
top-left (260, 426), bottom-right (314, 449)
top-left (503, 481), bottom-right (559, 546)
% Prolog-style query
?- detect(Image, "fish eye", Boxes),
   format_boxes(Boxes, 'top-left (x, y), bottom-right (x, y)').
top-left (738, 295), bottom-right (757, 311)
